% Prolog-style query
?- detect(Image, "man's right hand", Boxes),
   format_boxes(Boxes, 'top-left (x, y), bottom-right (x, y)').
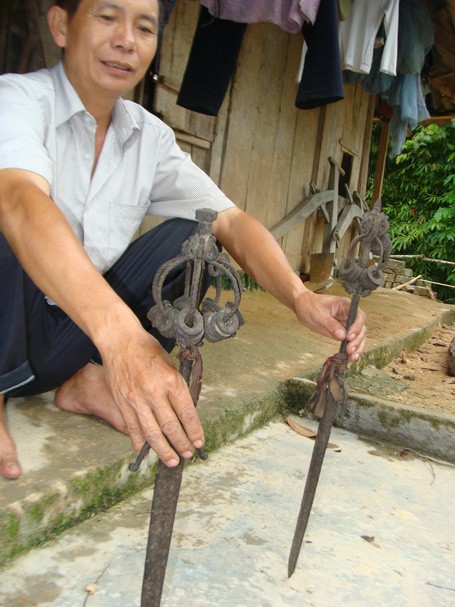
top-left (100, 326), bottom-right (205, 467)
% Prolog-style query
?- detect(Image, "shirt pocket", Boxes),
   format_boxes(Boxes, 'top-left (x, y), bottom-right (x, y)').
top-left (111, 203), bottom-right (148, 246)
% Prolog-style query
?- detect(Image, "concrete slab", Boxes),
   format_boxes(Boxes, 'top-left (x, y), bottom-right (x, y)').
top-left (0, 419), bottom-right (454, 607)
top-left (282, 377), bottom-right (455, 463)
top-left (1, 285), bottom-right (454, 566)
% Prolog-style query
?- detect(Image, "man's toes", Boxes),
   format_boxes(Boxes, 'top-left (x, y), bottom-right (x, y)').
top-left (0, 453), bottom-right (22, 479)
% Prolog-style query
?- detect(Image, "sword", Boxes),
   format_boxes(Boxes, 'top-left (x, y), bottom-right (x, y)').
top-left (129, 208), bottom-right (244, 606)
top-left (288, 200), bottom-right (391, 577)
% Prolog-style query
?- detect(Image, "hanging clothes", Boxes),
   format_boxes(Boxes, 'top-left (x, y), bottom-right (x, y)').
top-left (395, 0), bottom-right (435, 75)
top-left (143, 0), bottom-right (179, 112)
top-left (383, 0), bottom-right (435, 157)
top-left (296, 0), bottom-right (344, 109)
top-left (176, 6), bottom-right (247, 116)
top-left (199, 0), bottom-right (322, 31)
top-left (337, 0), bottom-right (354, 21)
top-left (339, 0), bottom-right (400, 76)
top-left (160, 0), bottom-right (178, 27)
top-left (342, 0), bottom-right (435, 157)
top-left (387, 74), bottom-right (430, 157)
top-left (343, 46), bottom-right (394, 97)
top-left (177, 0), bottom-right (342, 115)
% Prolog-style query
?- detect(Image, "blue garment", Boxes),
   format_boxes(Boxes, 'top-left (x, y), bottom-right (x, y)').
top-left (386, 74), bottom-right (430, 157)
top-left (396, 0), bottom-right (434, 75)
top-left (384, 0), bottom-right (434, 157)
top-left (343, 47), bottom-right (393, 97)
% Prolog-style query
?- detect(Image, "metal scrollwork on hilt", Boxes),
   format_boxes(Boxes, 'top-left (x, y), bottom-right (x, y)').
top-left (128, 208), bottom-right (244, 473)
top-left (338, 199), bottom-right (392, 297)
top-left (147, 208), bottom-right (244, 348)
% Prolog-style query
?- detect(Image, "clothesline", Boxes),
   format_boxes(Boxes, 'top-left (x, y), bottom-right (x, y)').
top-left (389, 254), bottom-right (455, 268)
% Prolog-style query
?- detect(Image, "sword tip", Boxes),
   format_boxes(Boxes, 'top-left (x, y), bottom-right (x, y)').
top-left (287, 555), bottom-right (297, 578)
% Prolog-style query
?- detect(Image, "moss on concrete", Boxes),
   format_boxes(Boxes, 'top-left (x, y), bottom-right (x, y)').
top-left (277, 379), bottom-right (315, 415)
top-left (377, 410), bottom-right (400, 429)
top-left (0, 388), bottom-right (281, 569)
top-left (203, 392), bottom-right (280, 453)
top-left (0, 455), bottom-right (161, 568)
top-left (354, 318), bottom-right (453, 372)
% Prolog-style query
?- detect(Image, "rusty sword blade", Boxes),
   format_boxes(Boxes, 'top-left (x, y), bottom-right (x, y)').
top-left (141, 455), bottom-right (185, 606)
top-left (140, 357), bottom-right (192, 607)
top-left (287, 294), bottom-right (360, 578)
top-left (287, 388), bottom-right (339, 577)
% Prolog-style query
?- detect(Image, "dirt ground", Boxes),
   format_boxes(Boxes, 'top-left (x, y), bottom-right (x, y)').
top-left (381, 325), bottom-right (455, 415)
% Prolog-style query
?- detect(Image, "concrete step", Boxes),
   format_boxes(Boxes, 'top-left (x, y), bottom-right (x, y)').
top-left (1, 286), bottom-right (454, 567)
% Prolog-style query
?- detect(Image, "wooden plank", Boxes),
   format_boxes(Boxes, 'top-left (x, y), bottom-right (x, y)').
top-left (209, 79), bottom-right (230, 186)
top-left (217, 26), bottom-right (263, 209)
top-left (270, 190), bottom-right (335, 240)
top-left (174, 131), bottom-right (211, 149)
top-left (372, 119), bottom-right (390, 204)
top-left (260, 31), bottom-right (300, 232)
top-left (357, 92), bottom-right (376, 196)
top-left (279, 32), bottom-right (322, 271)
top-left (287, 106), bottom-right (320, 272)
top-left (0, 0), bottom-right (11, 74)
top-left (322, 160), bottom-right (340, 254)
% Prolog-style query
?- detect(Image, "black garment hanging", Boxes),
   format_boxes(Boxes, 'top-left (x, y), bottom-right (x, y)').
top-left (176, 6), bottom-right (247, 116)
top-left (296, 0), bottom-right (344, 109)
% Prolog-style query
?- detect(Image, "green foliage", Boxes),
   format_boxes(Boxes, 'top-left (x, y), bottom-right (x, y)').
top-left (368, 119), bottom-right (455, 301)
top-left (216, 270), bottom-right (264, 292)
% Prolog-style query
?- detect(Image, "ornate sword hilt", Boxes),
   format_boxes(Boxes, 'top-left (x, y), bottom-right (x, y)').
top-left (336, 199), bottom-right (391, 355)
top-left (338, 199), bottom-right (392, 298)
top-left (147, 208), bottom-right (243, 348)
top-left (129, 208), bottom-right (244, 471)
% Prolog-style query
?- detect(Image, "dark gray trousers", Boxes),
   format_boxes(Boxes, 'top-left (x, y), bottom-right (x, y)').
top-left (0, 218), bottom-right (200, 397)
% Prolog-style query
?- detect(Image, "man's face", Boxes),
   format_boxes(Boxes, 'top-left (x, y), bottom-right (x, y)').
top-left (52, 0), bottom-right (159, 104)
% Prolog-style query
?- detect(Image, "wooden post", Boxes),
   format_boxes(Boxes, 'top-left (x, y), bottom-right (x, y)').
top-left (372, 120), bottom-right (390, 203)
top-left (0, 0), bottom-right (12, 74)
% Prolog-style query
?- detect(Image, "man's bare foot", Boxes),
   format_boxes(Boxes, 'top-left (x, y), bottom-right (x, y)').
top-left (0, 394), bottom-right (22, 480)
top-left (55, 363), bottom-right (126, 434)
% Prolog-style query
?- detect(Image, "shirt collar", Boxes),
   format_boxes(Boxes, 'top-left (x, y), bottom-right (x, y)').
top-left (52, 60), bottom-right (140, 145)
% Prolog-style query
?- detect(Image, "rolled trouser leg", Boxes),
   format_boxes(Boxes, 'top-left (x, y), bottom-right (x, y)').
top-left (0, 236), bottom-right (36, 394)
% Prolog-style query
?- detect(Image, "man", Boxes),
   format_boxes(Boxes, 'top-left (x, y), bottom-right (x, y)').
top-left (0, 0), bottom-right (366, 480)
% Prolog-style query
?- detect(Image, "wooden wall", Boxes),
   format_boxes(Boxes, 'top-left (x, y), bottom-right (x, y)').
top-left (154, 1), bottom-right (375, 274)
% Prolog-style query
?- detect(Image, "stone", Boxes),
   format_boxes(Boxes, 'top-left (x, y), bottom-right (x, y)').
top-left (449, 336), bottom-right (455, 376)
top-left (415, 286), bottom-right (433, 299)
top-left (384, 259), bottom-right (406, 272)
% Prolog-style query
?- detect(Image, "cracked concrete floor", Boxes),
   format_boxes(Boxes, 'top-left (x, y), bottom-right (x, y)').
top-left (0, 418), bottom-right (454, 607)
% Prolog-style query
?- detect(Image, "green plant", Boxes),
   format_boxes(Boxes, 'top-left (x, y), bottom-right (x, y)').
top-left (368, 120), bottom-right (455, 301)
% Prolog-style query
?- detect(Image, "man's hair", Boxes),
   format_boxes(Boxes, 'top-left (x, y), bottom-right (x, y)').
top-left (54, 0), bottom-right (163, 24)
top-left (54, 0), bottom-right (81, 20)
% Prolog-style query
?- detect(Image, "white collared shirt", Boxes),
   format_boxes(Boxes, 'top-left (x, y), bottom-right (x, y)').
top-left (0, 61), bottom-right (234, 273)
